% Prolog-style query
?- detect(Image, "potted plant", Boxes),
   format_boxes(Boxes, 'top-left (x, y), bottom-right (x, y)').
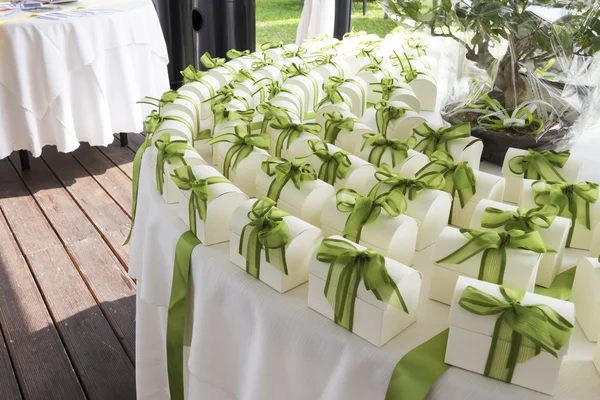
top-left (379, 0), bottom-right (600, 164)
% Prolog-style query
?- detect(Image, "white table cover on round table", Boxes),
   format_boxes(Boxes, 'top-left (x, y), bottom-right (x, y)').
top-left (130, 152), bottom-right (600, 400)
top-left (0, 0), bottom-right (169, 159)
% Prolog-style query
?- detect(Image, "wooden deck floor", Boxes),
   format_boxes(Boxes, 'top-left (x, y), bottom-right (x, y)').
top-left (0, 134), bottom-right (144, 400)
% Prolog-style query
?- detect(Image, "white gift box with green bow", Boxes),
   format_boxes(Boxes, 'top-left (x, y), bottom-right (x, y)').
top-left (368, 78), bottom-right (421, 112)
top-left (520, 179), bottom-right (600, 250)
top-left (359, 168), bottom-right (452, 251)
top-left (362, 100), bottom-right (426, 141)
top-left (593, 223), bottom-right (600, 258)
top-left (329, 76), bottom-right (368, 118)
top-left (307, 56), bottom-right (352, 83)
top-left (229, 198), bottom-right (323, 293)
top-left (451, 170), bottom-right (505, 229)
top-left (174, 165), bottom-right (249, 245)
top-left (283, 72), bottom-right (324, 117)
top-left (470, 199), bottom-right (571, 287)
top-left (266, 115), bottom-right (321, 160)
top-left (253, 65), bottom-right (285, 84)
top-left (446, 276), bottom-right (574, 395)
top-left (316, 111), bottom-right (372, 152)
top-left (319, 190), bottom-right (419, 266)
top-left (354, 134), bottom-right (429, 172)
top-left (185, 78), bottom-right (225, 118)
top-left (153, 107), bottom-right (196, 144)
top-left (501, 148), bottom-right (582, 204)
top-left (390, 53), bottom-right (437, 111)
top-left (571, 257), bottom-right (600, 342)
top-left (254, 159), bottom-right (336, 227)
top-left (431, 227), bottom-right (543, 305)
top-left (307, 236), bottom-right (421, 347)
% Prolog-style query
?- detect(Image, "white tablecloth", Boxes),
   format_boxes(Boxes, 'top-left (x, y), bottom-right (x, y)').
top-left (0, 0), bottom-right (169, 159)
top-left (130, 152), bottom-right (600, 400)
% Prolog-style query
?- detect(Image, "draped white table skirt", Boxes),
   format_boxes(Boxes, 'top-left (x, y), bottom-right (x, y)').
top-left (130, 153), bottom-right (600, 400)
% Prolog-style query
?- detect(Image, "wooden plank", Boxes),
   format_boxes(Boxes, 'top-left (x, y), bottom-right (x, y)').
top-left (72, 144), bottom-right (133, 215)
top-left (0, 324), bottom-right (22, 400)
top-left (97, 139), bottom-right (135, 179)
top-left (0, 159), bottom-right (136, 400)
top-left (0, 210), bottom-right (84, 399)
top-left (9, 153), bottom-right (136, 359)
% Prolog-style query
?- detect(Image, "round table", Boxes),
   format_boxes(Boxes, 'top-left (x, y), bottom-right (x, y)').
top-left (0, 0), bottom-right (170, 161)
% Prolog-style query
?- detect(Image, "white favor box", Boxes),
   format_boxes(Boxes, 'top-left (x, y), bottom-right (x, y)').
top-left (206, 65), bottom-right (236, 88)
top-left (450, 170), bottom-right (505, 229)
top-left (571, 257), bottom-right (600, 342)
top-left (359, 175), bottom-right (452, 251)
top-left (446, 276), bottom-right (574, 395)
top-left (501, 148), bottom-right (582, 204)
top-left (151, 141), bottom-right (206, 204)
top-left (272, 131), bottom-right (319, 161)
top-left (213, 143), bottom-right (270, 197)
top-left (308, 59), bottom-right (351, 82)
top-left (335, 77), bottom-right (368, 117)
top-left (431, 226), bottom-right (541, 305)
top-left (229, 199), bottom-right (323, 293)
top-left (362, 101), bottom-right (426, 140)
top-left (193, 117), bottom-right (214, 164)
top-left (470, 199), bottom-right (571, 288)
top-left (320, 197), bottom-right (418, 266)
top-left (284, 74), bottom-right (324, 117)
top-left (315, 102), bottom-right (352, 131)
top-left (405, 71), bottom-right (437, 111)
top-left (592, 223), bottom-right (600, 258)
top-left (255, 170), bottom-right (336, 226)
top-left (308, 236), bottom-right (421, 347)
top-left (154, 107), bottom-right (195, 143)
top-left (355, 141), bottom-right (429, 172)
top-left (186, 77), bottom-right (225, 118)
top-left (412, 129), bottom-right (483, 171)
top-left (316, 110), bottom-right (372, 152)
top-left (232, 79), bottom-right (265, 107)
top-left (379, 84), bottom-right (420, 112)
top-left (356, 70), bottom-right (396, 105)
top-left (595, 340), bottom-right (600, 375)
top-left (288, 141), bottom-right (377, 191)
top-left (177, 165), bottom-right (249, 245)
top-left (520, 179), bottom-right (600, 250)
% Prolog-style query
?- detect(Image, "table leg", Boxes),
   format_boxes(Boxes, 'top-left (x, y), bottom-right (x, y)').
top-left (19, 150), bottom-right (30, 171)
top-left (120, 132), bottom-right (129, 147)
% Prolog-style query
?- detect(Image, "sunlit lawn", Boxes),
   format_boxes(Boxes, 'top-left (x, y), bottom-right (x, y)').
top-left (256, 0), bottom-right (397, 45)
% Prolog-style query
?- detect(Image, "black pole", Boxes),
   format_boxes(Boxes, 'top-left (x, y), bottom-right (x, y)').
top-left (333, 0), bottom-right (352, 40)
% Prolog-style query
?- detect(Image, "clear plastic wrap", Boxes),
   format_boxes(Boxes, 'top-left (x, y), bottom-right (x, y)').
top-left (379, 0), bottom-right (600, 165)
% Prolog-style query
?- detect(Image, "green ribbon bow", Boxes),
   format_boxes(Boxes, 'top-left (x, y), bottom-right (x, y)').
top-left (337, 188), bottom-right (408, 242)
top-left (406, 38), bottom-right (427, 56)
top-left (261, 157), bottom-right (317, 202)
top-left (170, 165), bottom-right (231, 235)
top-left (317, 82), bottom-right (348, 108)
top-left (328, 76), bottom-right (366, 114)
top-left (250, 53), bottom-right (276, 71)
top-left (256, 102), bottom-right (293, 135)
top-left (180, 65), bottom-right (208, 84)
top-left (323, 111), bottom-right (358, 144)
top-left (144, 90), bottom-right (203, 137)
top-left (416, 151), bottom-right (477, 208)
top-left (508, 149), bottom-right (570, 181)
top-left (532, 180), bottom-right (599, 246)
top-left (375, 101), bottom-right (410, 137)
top-left (482, 205), bottom-right (560, 232)
top-left (459, 285), bottom-right (573, 383)
top-left (232, 69), bottom-right (257, 84)
top-left (260, 79), bottom-right (305, 113)
top-left (144, 110), bottom-right (194, 136)
top-left (361, 133), bottom-right (417, 167)
top-left (282, 46), bottom-right (308, 60)
top-left (310, 53), bottom-right (345, 77)
top-left (154, 134), bottom-right (196, 195)
top-left (317, 238), bottom-right (408, 331)
top-left (270, 119), bottom-right (321, 157)
top-left (343, 29), bottom-right (367, 38)
top-left (370, 77), bottom-right (405, 102)
top-left (282, 63), bottom-right (319, 109)
top-left (412, 122), bottom-right (472, 156)
top-left (369, 164), bottom-right (445, 201)
top-left (300, 140), bottom-right (352, 186)
top-left (212, 107), bottom-right (254, 132)
top-left (357, 56), bottom-right (389, 76)
top-left (390, 52), bottom-right (423, 83)
top-left (437, 229), bottom-right (551, 285)
top-left (206, 128), bottom-right (269, 179)
top-left (260, 41), bottom-right (285, 50)
top-left (239, 197), bottom-right (291, 278)
top-left (226, 49), bottom-right (251, 59)
top-left (200, 52), bottom-right (236, 74)
top-left (206, 84), bottom-right (250, 109)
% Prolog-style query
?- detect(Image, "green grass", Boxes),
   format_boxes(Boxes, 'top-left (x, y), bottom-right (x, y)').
top-left (256, 0), bottom-right (397, 45)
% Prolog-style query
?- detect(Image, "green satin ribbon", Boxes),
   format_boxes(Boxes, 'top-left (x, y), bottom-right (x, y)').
top-left (226, 49), bottom-right (259, 60)
top-left (390, 52), bottom-right (425, 83)
top-left (535, 267), bottom-right (577, 300)
top-left (317, 238), bottom-right (408, 331)
top-left (323, 111), bottom-right (358, 144)
top-left (406, 38), bottom-right (427, 56)
top-left (482, 205), bottom-right (560, 232)
top-left (270, 120), bottom-right (321, 157)
top-left (140, 91), bottom-right (203, 139)
top-left (256, 102), bottom-right (293, 135)
top-left (459, 285), bottom-right (573, 383)
top-left (508, 149), bottom-right (570, 181)
top-left (166, 231), bottom-right (202, 400)
top-left (206, 84), bottom-right (250, 110)
top-left (437, 229), bottom-right (551, 285)
top-left (200, 52), bottom-right (236, 75)
top-left (154, 134), bottom-right (196, 195)
top-left (239, 197), bottom-right (291, 278)
top-left (336, 188), bottom-right (407, 243)
top-left (261, 79), bottom-right (305, 114)
top-left (361, 133), bottom-right (416, 167)
top-left (144, 110), bottom-right (194, 136)
top-left (261, 157), bottom-right (317, 202)
top-left (370, 77), bottom-right (406, 102)
top-left (416, 151), bottom-right (477, 208)
top-left (357, 56), bottom-right (389, 76)
top-left (412, 122), bottom-right (472, 156)
top-left (317, 82), bottom-right (349, 109)
top-left (532, 180), bottom-right (599, 246)
top-left (282, 63), bottom-right (319, 109)
top-left (170, 165), bottom-right (230, 235)
top-left (260, 41), bottom-right (285, 50)
top-left (328, 76), bottom-right (366, 115)
top-left (282, 46), bottom-right (308, 60)
top-left (369, 164), bottom-right (445, 201)
top-left (310, 53), bottom-right (345, 77)
top-left (250, 53), bottom-right (276, 71)
top-left (300, 140), bottom-right (352, 186)
top-left (343, 29), bottom-right (367, 38)
top-left (375, 101), bottom-right (410, 137)
top-left (212, 107), bottom-right (254, 136)
top-left (232, 69), bottom-right (257, 84)
top-left (180, 65), bottom-right (215, 105)
top-left (206, 128), bottom-right (269, 179)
